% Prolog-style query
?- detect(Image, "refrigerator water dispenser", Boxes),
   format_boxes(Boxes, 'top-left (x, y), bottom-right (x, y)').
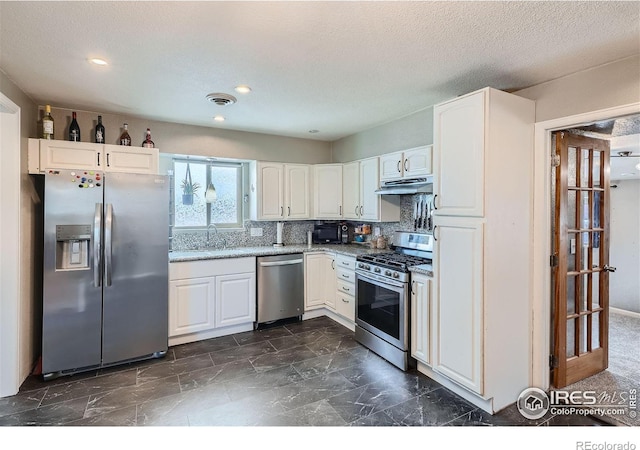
top-left (55, 224), bottom-right (91, 270)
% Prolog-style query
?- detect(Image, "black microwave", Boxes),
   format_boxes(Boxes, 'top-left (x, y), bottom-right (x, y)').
top-left (312, 223), bottom-right (342, 244)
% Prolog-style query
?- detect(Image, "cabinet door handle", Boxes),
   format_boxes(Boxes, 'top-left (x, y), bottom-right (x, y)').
top-left (360, 206), bottom-right (363, 216)
top-left (288, 206), bottom-right (291, 217)
top-left (433, 225), bottom-right (438, 241)
top-left (411, 280), bottom-right (415, 296)
top-left (342, 298), bottom-right (349, 303)
top-left (433, 194), bottom-right (438, 210)
top-left (342, 286), bottom-right (350, 292)
top-left (280, 206), bottom-right (283, 216)
top-left (97, 153), bottom-right (101, 167)
top-left (331, 259), bottom-right (335, 270)
top-left (106, 153), bottom-right (110, 167)
top-left (339, 205), bottom-right (342, 216)
top-left (341, 261), bottom-right (349, 266)
top-left (397, 160), bottom-right (401, 173)
top-left (404, 159), bottom-right (409, 172)
top-left (355, 206), bottom-right (359, 216)
top-left (342, 274), bottom-right (349, 278)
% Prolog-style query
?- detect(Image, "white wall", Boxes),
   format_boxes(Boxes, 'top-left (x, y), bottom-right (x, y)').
top-left (610, 179), bottom-right (640, 313)
top-left (331, 108), bottom-right (433, 163)
top-left (513, 55), bottom-right (640, 122)
top-left (331, 55), bottom-right (640, 163)
top-left (0, 69), bottom-right (39, 390)
top-left (48, 107), bottom-right (332, 164)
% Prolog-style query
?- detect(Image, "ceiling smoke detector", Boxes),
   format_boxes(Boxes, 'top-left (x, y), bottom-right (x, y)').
top-left (206, 93), bottom-right (237, 106)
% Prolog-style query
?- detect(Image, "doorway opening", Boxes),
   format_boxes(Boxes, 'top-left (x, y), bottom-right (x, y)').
top-left (549, 113), bottom-right (640, 426)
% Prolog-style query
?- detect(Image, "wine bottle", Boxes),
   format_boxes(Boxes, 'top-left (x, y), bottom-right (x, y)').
top-left (95, 115), bottom-right (105, 144)
top-left (118, 123), bottom-right (131, 146)
top-left (141, 128), bottom-right (155, 148)
top-left (42, 105), bottom-right (54, 139)
top-left (68, 112), bottom-right (81, 142)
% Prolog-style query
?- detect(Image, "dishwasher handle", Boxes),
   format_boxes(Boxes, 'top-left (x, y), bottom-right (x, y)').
top-left (259, 258), bottom-right (303, 267)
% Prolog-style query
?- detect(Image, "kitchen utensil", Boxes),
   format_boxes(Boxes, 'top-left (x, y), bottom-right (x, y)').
top-left (416, 196), bottom-right (422, 230)
top-left (414, 198), bottom-right (418, 230)
top-left (421, 195), bottom-right (427, 229)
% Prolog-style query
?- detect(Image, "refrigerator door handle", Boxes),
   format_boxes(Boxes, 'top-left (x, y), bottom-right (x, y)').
top-left (105, 203), bottom-right (113, 287)
top-left (93, 203), bottom-right (103, 288)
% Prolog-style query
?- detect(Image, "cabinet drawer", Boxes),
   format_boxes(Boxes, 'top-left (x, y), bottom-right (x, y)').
top-left (337, 279), bottom-right (355, 296)
top-left (335, 292), bottom-right (355, 322)
top-left (335, 254), bottom-right (356, 270)
top-left (336, 267), bottom-right (355, 284)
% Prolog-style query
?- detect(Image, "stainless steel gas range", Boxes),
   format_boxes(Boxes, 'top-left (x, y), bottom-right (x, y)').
top-left (355, 231), bottom-right (433, 371)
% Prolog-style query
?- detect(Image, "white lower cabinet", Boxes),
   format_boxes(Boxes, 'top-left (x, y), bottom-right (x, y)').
top-left (432, 216), bottom-right (484, 395)
top-left (169, 257), bottom-right (256, 345)
top-left (304, 252), bottom-right (336, 310)
top-left (410, 273), bottom-right (432, 366)
top-left (304, 252), bottom-right (356, 324)
top-left (169, 276), bottom-right (216, 337)
top-left (215, 273), bottom-right (256, 328)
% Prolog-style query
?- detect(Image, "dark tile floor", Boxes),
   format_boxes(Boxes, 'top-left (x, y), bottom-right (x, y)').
top-left (0, 316), bottom-right (613, 426)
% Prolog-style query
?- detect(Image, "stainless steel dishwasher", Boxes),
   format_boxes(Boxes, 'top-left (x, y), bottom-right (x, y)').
top-left (256, 253), bottom-right (304, 325)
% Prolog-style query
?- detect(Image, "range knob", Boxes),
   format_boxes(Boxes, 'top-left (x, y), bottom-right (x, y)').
top-left (374, 267), bottom-right (381, 273)
top-left (392, 272), bottom-right (400, 279)
top-left (364, 264), bottom-right (371, 270)
top-left (358, 263), bottom-right (365, 269)
top-left (384, 270), bottom-right (392, 276)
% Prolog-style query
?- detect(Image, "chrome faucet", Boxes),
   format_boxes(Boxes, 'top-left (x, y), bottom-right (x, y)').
top-left (206, 223), bottom-right (218, 245)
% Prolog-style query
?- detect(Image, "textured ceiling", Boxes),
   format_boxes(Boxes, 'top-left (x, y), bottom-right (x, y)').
top-left (1, 1), bottom-right (639, 141)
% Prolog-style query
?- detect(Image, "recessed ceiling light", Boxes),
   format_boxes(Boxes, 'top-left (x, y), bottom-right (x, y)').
top-left (213, 115), bottom-right (225, 122)
top-left (89, 58), bottom-right (108, 66)
top-left (234, 85), bottom-right (252, 94)
top-left (309, 130), bottom-right (319, 134)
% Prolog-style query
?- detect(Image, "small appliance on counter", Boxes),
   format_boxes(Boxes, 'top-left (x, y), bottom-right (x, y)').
top-left (312, 222), bottom-right (342, 244)
top-left (339, 222), bottom-right (354, 244)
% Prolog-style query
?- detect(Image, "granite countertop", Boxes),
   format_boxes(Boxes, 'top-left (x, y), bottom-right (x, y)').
top-left (169, 243), bottom-right (393, 262)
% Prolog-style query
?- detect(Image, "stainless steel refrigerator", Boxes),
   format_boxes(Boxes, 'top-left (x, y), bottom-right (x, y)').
top-left (42, 169), bottom-right (169, 379)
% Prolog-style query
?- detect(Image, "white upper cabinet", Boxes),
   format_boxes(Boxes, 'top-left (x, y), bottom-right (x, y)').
top-left (342, 161), bottom-right (360, 220)
top-left (341, 158), bottom-right (400, 222)
top-left (284, 164), bottom-right (311, 219)
top-left (29, 139), bottom-right (159, 175)
top-left (250, 161), bottom-right (310, 221)
top-left (313, 164), bottom-right (343, 219)
top-left (433, 91), bottom-right (485, 217)
top-left (379, 145), bottom-right (432, 182)
top-left (359, 157), bottom-right (381, 221)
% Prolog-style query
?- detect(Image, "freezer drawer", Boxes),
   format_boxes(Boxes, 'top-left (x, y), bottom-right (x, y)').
top-left (257, 254), bottom-right (304, 324)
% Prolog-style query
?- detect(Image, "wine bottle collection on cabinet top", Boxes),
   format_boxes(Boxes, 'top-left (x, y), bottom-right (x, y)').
top-left (40, 106), bottom-right (155, 148)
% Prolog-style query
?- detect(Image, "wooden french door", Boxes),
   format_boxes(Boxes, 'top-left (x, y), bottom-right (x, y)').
top-left (553, 132), bottom-right (612, 388)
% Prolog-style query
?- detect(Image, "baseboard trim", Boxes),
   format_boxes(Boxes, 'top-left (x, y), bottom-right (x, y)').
top-left (610, 307), bottom-right (640, 319)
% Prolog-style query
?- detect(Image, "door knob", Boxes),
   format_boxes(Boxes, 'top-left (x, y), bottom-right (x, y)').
top-left (603, 265), bottom-right (617, 273)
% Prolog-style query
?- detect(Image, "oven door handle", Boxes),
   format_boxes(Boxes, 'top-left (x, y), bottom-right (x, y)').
top-left (356, 271), bottom-right (406, 289)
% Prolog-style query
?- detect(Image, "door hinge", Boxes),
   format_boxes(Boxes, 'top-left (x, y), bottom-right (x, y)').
top-left (551, 154), bottom-right (560, 168)
top-left (550, 254), bottom-right (559, 268)
top-left (549, 354), bottom-right (559, 368)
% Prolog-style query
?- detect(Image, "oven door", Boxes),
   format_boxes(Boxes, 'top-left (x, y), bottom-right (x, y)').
top-left (355, 271), bottom-right (408, 351)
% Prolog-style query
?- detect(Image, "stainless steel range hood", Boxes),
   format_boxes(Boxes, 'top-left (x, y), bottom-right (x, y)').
top-left (375, 177), bottom-right (433, 195)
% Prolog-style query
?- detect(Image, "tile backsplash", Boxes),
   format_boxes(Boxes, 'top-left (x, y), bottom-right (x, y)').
top-left (170, 194), bottom-right (423, 251)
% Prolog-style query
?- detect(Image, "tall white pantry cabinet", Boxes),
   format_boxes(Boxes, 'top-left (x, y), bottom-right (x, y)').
top-left (428, 87), bottom-right (535, 413)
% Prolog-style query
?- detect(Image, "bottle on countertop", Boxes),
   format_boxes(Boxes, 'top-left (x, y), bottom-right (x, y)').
top-left (118, 123), bottom-right (131, 146)
top-left (68, 112), bottom-right (81, 142)
top-left (141, 128), bottom-right (154, 148)
top-left (94, 115), bottom-right (105, 144)
top-left (42, 104), bottom-right (54, 139)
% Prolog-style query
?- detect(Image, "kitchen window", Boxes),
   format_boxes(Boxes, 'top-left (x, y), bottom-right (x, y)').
top-left (172, 159), bottom-right (244, 229)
